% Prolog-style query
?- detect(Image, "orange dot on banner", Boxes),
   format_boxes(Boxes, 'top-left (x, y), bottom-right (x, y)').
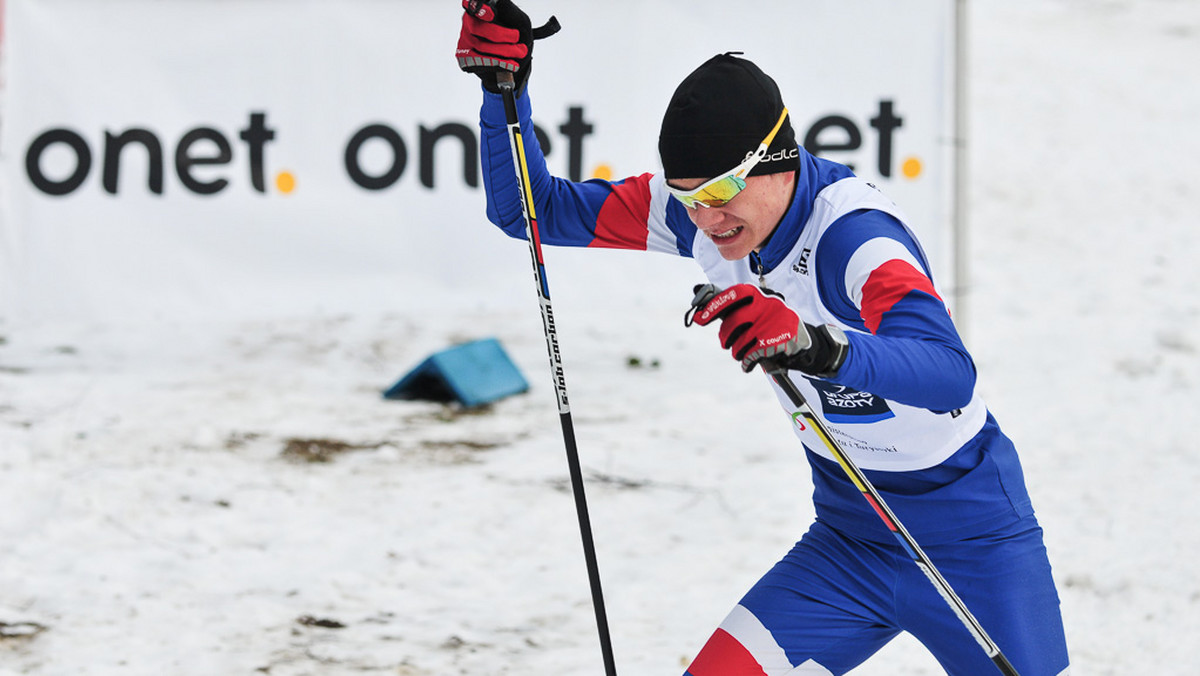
top-left (591, 164), bottom-right (614, 181)
top-left (901, 157), bottom-right (923, 179)
top-left (276, 171), bottom-right (296, 194)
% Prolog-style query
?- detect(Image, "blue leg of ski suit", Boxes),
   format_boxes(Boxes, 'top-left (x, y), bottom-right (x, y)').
top-left (683, 517), bottom-right (1070, 675)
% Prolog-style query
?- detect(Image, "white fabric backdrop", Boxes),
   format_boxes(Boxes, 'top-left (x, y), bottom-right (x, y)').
top-left (0, 0), bottom-right (956, 323)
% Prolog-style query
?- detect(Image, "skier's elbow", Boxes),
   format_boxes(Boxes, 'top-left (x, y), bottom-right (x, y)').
top-left (936, 348), bottom-right (978, 411)
top-left (484, 199), bottom-right (530, 240)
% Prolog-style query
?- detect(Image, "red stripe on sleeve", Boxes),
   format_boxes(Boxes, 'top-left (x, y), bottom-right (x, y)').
top-left (589, 174), bottom-right (653, 250)
top-left (859, 259), bottom-right (945, 334)
top-left (685, 628), bottom-right (769, 676)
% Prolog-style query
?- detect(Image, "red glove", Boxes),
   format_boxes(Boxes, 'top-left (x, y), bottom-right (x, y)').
top-left (686, 284), bottom-right (809, 372)
top-left (686, 284), bottom-right (849, 376)
top-left (456, 0), bottom-right (558, 94)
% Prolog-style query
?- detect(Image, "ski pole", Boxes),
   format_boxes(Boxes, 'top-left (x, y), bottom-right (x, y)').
top-left (478, 9), bottom-right (618, 673)
top-left (768, 369), bottom-right (1018, 675)
top-left (688, 284), bottom-right (1019, 676)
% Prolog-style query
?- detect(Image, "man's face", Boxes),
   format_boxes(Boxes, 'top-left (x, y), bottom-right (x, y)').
top-left (668, 171), bottom-right (795, 261)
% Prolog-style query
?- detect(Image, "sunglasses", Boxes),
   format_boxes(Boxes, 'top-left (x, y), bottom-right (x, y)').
top-left (665, 107), bottom-right (790, 209)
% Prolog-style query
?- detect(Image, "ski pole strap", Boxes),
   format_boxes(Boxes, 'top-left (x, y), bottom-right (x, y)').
top-left (531, 15), bottom-right (561, 40)
top-left (684, 283), bottom-right (720, 326)
top-left (465, 0), bottom-right (560, 41)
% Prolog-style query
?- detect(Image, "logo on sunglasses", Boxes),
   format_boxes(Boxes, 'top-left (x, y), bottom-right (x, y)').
top-left (752, 147), bottom-right (800, 164)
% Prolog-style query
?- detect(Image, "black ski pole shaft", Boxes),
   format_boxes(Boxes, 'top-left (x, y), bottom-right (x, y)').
top-left (494, 68), bottom-right (618, 676)
top-left (764, 365), bottom-right (1019, 676)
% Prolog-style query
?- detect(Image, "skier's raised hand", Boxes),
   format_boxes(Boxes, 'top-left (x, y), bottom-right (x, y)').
top-left (456, 0), bottom-right (557, 94)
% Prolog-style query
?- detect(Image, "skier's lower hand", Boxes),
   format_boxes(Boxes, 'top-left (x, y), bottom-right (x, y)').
top-left (686, 283), bottom-right (849, 377)
top-left (455, 0), bottom-right (536, 93)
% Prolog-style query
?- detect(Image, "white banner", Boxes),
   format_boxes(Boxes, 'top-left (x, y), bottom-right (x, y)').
top-left (0, 0), bottom-right (957, 323)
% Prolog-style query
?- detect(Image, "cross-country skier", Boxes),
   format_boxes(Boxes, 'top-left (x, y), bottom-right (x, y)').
top-left (455, 2), bottom-right (1070, 674)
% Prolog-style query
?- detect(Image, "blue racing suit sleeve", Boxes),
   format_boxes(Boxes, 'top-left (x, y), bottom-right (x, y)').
top-left (478, 87), bottom-right (695, 254)
top-left (816, 210), bottom-right (976, 412)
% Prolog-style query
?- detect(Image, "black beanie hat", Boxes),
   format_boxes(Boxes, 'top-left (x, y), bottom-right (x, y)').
top-left (658, 52), bottom-right (799, 180)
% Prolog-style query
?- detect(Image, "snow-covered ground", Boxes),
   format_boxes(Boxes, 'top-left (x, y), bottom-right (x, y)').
top-left (3, 1), bottom-right (1199, 674)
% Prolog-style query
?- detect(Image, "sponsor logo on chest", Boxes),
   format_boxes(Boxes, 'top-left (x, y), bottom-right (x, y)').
top-left (808, 379), bottom-right (895, 424)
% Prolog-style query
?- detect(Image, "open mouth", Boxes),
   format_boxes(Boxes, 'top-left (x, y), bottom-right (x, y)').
top-left (711, 226), bottom-right (743, 241)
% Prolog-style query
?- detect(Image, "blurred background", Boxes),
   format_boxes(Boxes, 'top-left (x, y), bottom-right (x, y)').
top-left (1, 1), bottom-right (1198, 674)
